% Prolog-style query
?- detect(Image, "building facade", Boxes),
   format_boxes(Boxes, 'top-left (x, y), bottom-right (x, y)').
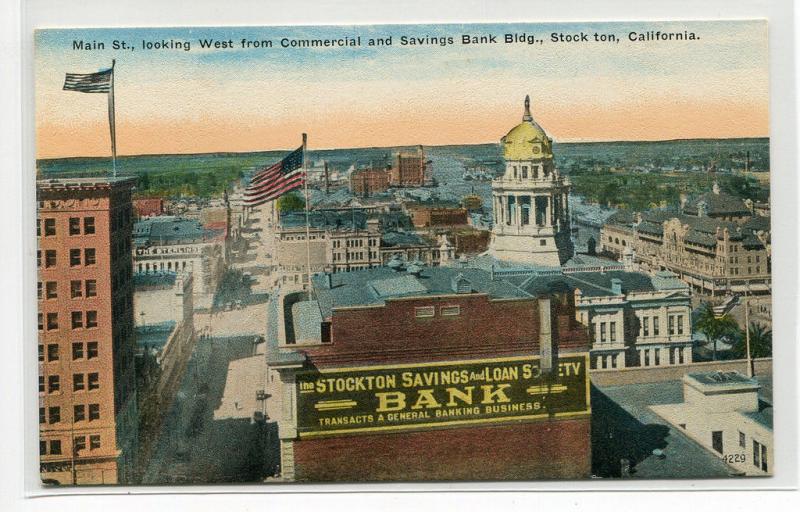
top-left (350, 168), bottom-right (391, 197)
top-left (37, 177), bottom-right (139, 485)
top-left (488, 96), bottom-right (573, 266)
top-left (406, 204), bottom-right (469, 228)
top-left (389, 146), bottom-right (426, 187)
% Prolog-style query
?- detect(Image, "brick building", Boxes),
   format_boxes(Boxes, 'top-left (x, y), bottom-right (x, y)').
top-left (406, 204), bottom-right (469, 228)
top-left (389, 146), bottom-right (426, 187)
top-left (350, 168), bottom-right (391, 197)
top-left (37, 177), bottom-right (139, 485)
top-left (266, 266), bottom-right (591, 481)
top-left (132, 197), bottom-right (164, 219)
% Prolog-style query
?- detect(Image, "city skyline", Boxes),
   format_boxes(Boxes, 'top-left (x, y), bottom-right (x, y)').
top-left (36, 20), bottom-right (769, 158)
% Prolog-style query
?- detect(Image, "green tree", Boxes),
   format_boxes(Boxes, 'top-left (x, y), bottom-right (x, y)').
top-left (276, 192), bottom-right (305, 212)
top-left (732, 322), bottom-right (772, 359)
top-left (694, 302), bottom-right (740, 360)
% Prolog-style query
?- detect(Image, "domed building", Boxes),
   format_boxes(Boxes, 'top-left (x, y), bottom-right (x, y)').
top-left (487, 95), bottom-right (574, 266)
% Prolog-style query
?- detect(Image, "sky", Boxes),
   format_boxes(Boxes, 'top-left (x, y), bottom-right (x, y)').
top-left (35, 20), bottom-right (769, 158)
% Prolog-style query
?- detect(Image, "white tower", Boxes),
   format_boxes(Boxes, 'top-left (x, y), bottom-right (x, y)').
top-left (488, 95), bottom-right (573, 266)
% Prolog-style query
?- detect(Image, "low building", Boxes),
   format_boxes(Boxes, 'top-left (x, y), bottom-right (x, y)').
top-left (265, 265), bottom-right (591, 481)
top-left (406, 203), bottom-right (469, 228)
top-left (380, 231), bottom-right (453, 267)
top-left (651, 371), bottom-right (772, 476)
top-left (350, 168), bottom-right (391, 197)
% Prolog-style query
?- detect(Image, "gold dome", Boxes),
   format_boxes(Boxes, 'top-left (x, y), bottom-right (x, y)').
top-left (501, 95), bottom-right (552, 160)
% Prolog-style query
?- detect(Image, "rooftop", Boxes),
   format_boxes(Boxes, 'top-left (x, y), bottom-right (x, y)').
top-left (133, 216), bottom-right (217, 245)
top-left (37, 176), bottom-right (137, 191)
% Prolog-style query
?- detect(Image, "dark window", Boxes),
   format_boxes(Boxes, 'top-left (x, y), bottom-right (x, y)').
top-left (74, 436), bottom-right (86, 453)
top-left (70, 280), bottom-right (82, 298)
top-left (753, 440), bottom-right (761, 468)
top-left (37, 250), bottom-right (41, 267)
top-left (39, 407), bottom-right (45, 424)
top-left (50, 440), bottom-right (61, 455)
top-left (73, 373), bottom-right (85, 392)
top-left (38, 313), bottom-right (43, 331)
top-left (46, 281), bottom-right (57, 299)
top-left (74, 404), bottom-right (85, 422)
top-left (46, 312), bottom-right (58, 330)
top-left (37, 219), bottom-right (41, 237)
top-left (677, 315), bottom-right (684, 335)
top-left (37, 282), bottom-right (42, 299)
top-left (72, 342), bottom-right (84, 360)
top-left (39, 440), bottom-right (46, 455)
top-left (653, 317), bottom-right (660, 336)
top-left (38, 344), bottom-right (44, 362)
top-left (69, 217), bottom-right (81, 235)
top-left (610, 321), bottom-right (616, 342)
top-left (38, 376), bottom-right (44, 393)
top-left (89, 435), bottom-right (100, 450)
top-left (761, 443), bottom-right (768, 472)
top-left (88, 403), bottom-right (100, 421)
top-left (669, 315), bottom-right (675, 335)
top-left (71, 311), bottom-right (83, 329)
top-left (70, 249), bottom-right (81, 267)
top-left (84, 217), bottom-right (95, 234)
top-left (47, 344), bottom-right (59, 362)
top-left (85, 280), bottom-right (97, 297)
top-left (712, 431), bottom-right (723, 454)
top-left (86, 311), bottom-right (98, 328)
top-left (48, 406), bottom-right (60, 424)
top-left (739, 431), bottom-right (746, 448)
top-left (86, 342), bottom-right (98, 359)
top-left (45, 250), bottom-right (57, 267)
top-left (88, 373), bottom-right (99, 390)
top-left (44, 218), bottom-right (56, 236)
top-left (48, 375), bottom-right (59, 393)
top-left (84, 248), bottom-right (96, 265)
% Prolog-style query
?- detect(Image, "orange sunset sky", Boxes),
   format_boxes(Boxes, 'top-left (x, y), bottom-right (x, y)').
top-left (35, 21), bottom-right (769, 159)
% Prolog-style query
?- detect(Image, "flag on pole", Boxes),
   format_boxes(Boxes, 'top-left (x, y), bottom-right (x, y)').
top-left (244, 145), bottom-right (305, 206)
top-left (63, 62), bottom-right (117, 176)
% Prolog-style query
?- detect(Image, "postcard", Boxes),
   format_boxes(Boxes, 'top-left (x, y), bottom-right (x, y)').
top-left (34, 20), bottom-right (772, 485)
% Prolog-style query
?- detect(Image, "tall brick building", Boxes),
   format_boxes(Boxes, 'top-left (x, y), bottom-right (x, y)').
top-left (37, 177), bottom-right (139, 485)
top-left (389, 146), bottom-right (426, 187)
top-left (350, 168), bottom-right (391, 197)
top-left (266, 266), bottom-right (591, 481)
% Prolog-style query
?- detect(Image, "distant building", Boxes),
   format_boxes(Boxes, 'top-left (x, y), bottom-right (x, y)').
top-left (389, 146), bottom-right (426, 187)
top-left (406, 203), bottom-right (468, 228)
top-left (132, 197), bottom-right (164, 219)
top-left (265, 265), bottom-right (591, 481)
top-left (350, 168), bottom-right (391, 197)
top-left (651, 371), bottom-right (772, 476)
top-left (37, 177), bottom-right (139, 485)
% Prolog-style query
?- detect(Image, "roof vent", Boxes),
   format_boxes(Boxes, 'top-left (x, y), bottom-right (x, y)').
top-left (451, 273), bottom-right (472, 294)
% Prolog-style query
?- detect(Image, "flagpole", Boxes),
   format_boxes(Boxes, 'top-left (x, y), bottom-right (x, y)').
top-left (108, 59), bottom-right (117, 177)
top-left (302, 133), bottom-right (312, 292)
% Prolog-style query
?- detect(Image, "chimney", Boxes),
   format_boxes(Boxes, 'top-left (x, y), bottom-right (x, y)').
top-left (324, 272), bottom-right (333, 289)
top-left (324, 161), bottom-right (330, 194)
top-left (610, 278), bottom-right (622, 295)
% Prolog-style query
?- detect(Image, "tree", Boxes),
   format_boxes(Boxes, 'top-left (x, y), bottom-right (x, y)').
top-left (694, 302), bottom-right (740, 360)
top-left (276, 192), bottom-right (305, 212)
top-left (732, 322), bottom-right (772, 359)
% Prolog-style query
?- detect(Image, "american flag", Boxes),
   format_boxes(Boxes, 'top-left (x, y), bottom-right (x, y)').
top-left (244, 145), bottom-right (305, 207)
top-left (63, 68), bottom-right (113, 93)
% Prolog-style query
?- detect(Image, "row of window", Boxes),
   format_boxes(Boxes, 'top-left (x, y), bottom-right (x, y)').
top-left (38, 341), bottom-right (99, 362)
top-left (37, 248), bottom-right (97, 268)
top-left (39, 403), bottom-right (100, 424)
top-left (38, 372), bottom-right (100, 393)
top-left (38, 311), bottom-right (98, 331)
top-left (38, 280), bottom-right (97, 300)
top-left (37, 217), bottom-right (96, 237)
top-left (414, 305), bottom-right (461, 318)
top-left (39, 435), bottom-right (101, 456)
top-left (640, 347), bottom-right (686, 366)
top-left (641, 314), bottom-right (684, 337)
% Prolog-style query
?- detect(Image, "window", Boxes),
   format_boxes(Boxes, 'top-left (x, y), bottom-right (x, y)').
top-left (677, 315), bottom-right (684, 335)
top-left (38, 313), bottom-right (43, 331)
top-left (74, 436), bottom-right (86, 453)
top-left (74, 404), bottom-right (85, 422)
top-left (71, 311), bottom-right (83, 329)
top-left (84, 217), bottom-right (95, 234)
top-left (89, 403), bottom-right (100, 421)
top-left (86, 311), bottom-right (98, 328)
top-left (643, 317), bottom-right (649, 337)
top-left (761, 443), bottom-right (768, 472)
top-left (39, 407), bottom-right (45, 424)
top-left (37, 282), bottom-right (42, 299)
top-left (85, 248), bottom-right (96, 265)
top-left (712, 431), bottom-right (723, 454)
top-left (85, 280), bottom-right (97, 297)
top-left (40, 440), bottom-right (46, 455)
top-left (39, 376), bottom-right (44, 393)
top-left (37, 219), bottom-right (41, 237)
top-left (600, 322), bottom-right (607, 342)
top-left (414, 306), bottom-right (435, 318)
top-left (73, 373), bottom-right (85, 392)
top-left (46, 312), bottom-right (58, 330)
top-left (654, 348), bottom-right (660, 366)
top-left (45, 250), bottom-right (56, 267)
top-left (610, 321), bottom-right (617, 342)
top-left (87, 342), bottom-right (98, 359)
top-left (441, 305), bottom-right (460, 316)
top-left (69, 217), bottom-right (81, 235)
top-left (70, 280), bottom-right (82, 298)
top-left (44, 218), bottom-right (56, 236)
top-left (38, 345), bottom-right (44, 362)
top-left (669, 315), bottom-right (675, 335)
top-left (89, 435), bottom-right (101, 450)
top-left (72, 342), bottom-right (84, 360)
top-left (739, 431), bottom-right (746, 448)
top-left (48, 406), bottom-right (60, 424)
top-left (653, 317), bottom-right (660, 336)
top-left (70, 249), bottom-right (81, 267)
top-left (50, 439), bottom-right (62, 455)
top-left (644, 349), bottom-right (650, 366)
top-left (753, 440), bottom-right (761, 468)
top-left (47, 344), bottom-right (59, 362)
top-left (48, 375), bottom-right (60, 393)
top-left (88, 373), bottom-right (99, 390)
top-left (46, 281), bottom-right (57, 299)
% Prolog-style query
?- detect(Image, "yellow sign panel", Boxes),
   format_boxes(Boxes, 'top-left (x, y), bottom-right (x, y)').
top-left (296, 353), bottom-right (590, 437)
